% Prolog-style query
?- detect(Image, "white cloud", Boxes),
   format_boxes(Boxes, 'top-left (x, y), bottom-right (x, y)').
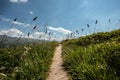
top-left (20, 0), bottom-right (28, 3)
top-left (33, 32), bottom-right (45, 35)
top-left (0, 28), bottom-right (24, 37)
top-left (48, 26), bottom-right (72, 34)
top-left (0, 28), bottom-right (64, 41)
top-left (9, 0), bottom-right (18, 3)
top-left (29, 11), bottom-right (33, 15)
top-left (25, 34), bottom-right (34, 39)
top-left (13, 21), bottom-right (24, 26)
top-left (1, 18), bottom-right (10, 22)
top-left (9, 0), bottom-right (28, 3)
top-left (33, 32), bottom-right (46, 39)
top-left (24, 32), bottom-right (46, 39)
top-left (29, 32), bottom-right (59, 41)
top-left (13, 21), bottom-right (31, 27)
top-left (1, 17), bottom-right (31, 27)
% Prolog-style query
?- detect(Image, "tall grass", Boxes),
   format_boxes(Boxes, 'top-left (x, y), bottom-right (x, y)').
top-left (0, 42), bottom-right (58, 80)
top-left (62, 29), bottom-right (120, 80)
top-left (0, 16), bottom-right (59, 80)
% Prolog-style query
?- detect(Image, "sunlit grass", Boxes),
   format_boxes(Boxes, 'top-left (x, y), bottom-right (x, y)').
top-left (62, 29), bottom-right (120, 80)
top-left (0, 42), bottom-right (58, 80)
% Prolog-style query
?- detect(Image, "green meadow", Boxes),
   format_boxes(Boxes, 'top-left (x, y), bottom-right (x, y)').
top-left (62, 29), bottom-right (120, 80)
top-left (0, 42), bottom-right (58, 80)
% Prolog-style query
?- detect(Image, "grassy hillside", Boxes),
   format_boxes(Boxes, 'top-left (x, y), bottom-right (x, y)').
top-left (62, 29), bottom-right (120, 80)
top-left (0, 42), bottom-right (58, 80)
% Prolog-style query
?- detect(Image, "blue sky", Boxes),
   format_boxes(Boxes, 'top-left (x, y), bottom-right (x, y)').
top-left (0, 0), bottom-right (120, 40)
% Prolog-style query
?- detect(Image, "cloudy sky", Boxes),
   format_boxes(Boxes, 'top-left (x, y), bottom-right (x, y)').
top-left (0, 0), bottom-right (120, 40)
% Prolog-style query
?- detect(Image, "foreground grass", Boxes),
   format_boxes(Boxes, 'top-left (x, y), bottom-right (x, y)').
top-left (0, 42), bottom-right (58, 80)
top-left (62, 29), bottom-right (120, 80)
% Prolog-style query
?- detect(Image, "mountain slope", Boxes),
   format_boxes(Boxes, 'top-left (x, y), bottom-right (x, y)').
top-left (0, 35), bottom-right (41, 48)
top-left (62, 29), bottom-right (120, 80)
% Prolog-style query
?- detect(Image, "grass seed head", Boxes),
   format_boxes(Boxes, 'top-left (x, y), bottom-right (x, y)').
top-left (76, 30), bottom-right (79, 35)
top-left (87, 24), bottom-right (89, 28)
top-left (45, 28), bottom-right (48, 34)
top-left (44, 24), bottom-right (47, 27)
top-left (33, 16), bottom-right (38, 21)
top-left (109, 18), bottom-right (111, 23)
top-left (95, 20), bottom-right (98, 24)
top-left (28, 32), bottom-right (30, 37)
top-left (81, 28), bottom-right (84, 31)
top-left (33, 25), bottom-right (37, 29)
top-left (14, 18), bottom-right (17, 22)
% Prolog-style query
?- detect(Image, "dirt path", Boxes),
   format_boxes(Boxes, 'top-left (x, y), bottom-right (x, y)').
top-left (47, 44), bottom-right (69, 80)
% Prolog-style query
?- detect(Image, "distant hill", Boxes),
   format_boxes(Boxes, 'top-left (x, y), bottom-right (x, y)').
top-left (0, 35), bottom-right (42, 48)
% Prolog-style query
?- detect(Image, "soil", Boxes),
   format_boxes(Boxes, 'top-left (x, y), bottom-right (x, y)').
top-left (47, 44), bottom-right (69, 80)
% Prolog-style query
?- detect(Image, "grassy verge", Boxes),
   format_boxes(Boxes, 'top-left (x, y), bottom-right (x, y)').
top-left (62, 29), bottom-right (120, 80)
top-left (0, 42), bottom-right (58, 80)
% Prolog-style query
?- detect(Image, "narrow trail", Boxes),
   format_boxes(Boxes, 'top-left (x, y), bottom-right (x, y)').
top-left (47, 44), bottom-right (69, 80)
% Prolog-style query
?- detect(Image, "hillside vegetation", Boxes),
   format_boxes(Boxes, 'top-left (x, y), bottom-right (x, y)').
top-left (62, 29), bottom-right (120, 80)
top-left (0, 42), bottom-right (58, 80)
top-left (0, 16), bottom-right (60, 80)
